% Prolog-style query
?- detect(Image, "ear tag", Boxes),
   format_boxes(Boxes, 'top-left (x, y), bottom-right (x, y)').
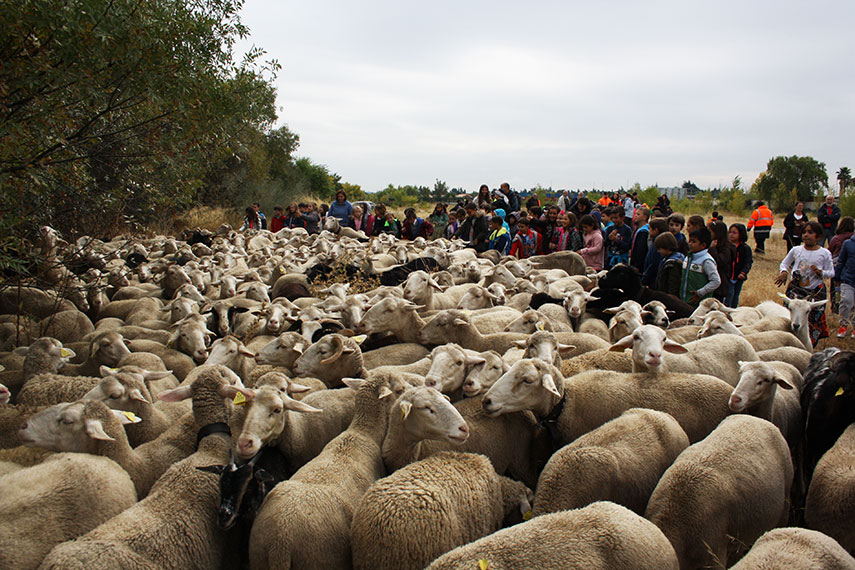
top-left (279, 266), bottom-right (286, 273)
top-left (123, 411), bottom-right (141, 423)
top-left (233, 392), bottom-right (247, 406)
top-left (352, 335), bottom-right (367, 344)
top-left (107, 367), bottom-right (119, 373)
top-left (835, 387), bottom-right (845, 397)
top-left (60, 348), bottom-right (73, 357)
top-left (523, 510), bottom-right (533, 521)
top-left (535, 322), bottom-right (545, 331)
top-left (400, 406), bottom-right (407, 421)
top-left (479, 560), bottom-right (489, 570)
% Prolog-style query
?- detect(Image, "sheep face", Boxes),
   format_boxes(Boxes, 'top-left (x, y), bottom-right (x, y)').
top-left (503, 310), bottom-right (547, 334)
top-left (697, 311), bottom-right (742, 338)
top-left (396, 386), bottom-right (470, 443)
top-left (91, 332), bottom-right (131, 367)
top-left (687, 297), bottom-right (728, 325)
top-left (19, 401), bottom-right (134, 452)
top-left (778, 294), bottom-right (826, 340)
top-left (205, 336), bottom-right (254, 370)
top-left (462, 351), bottom-right (509, 397)
top-left (608, 309), bottom-right (643, 343)
top-left (235, 383), bottom-right (321, 460)
top-left (24, 337), bottom-right (76, 374)
top-left (254, 332), bottom-right (306, 367)
top-left (424, 345), bottom-right (485, 393)
top-left (522, 332), bottom-right (574, 368)
top-left (355, 297), bottom-right (420, 335)
top-left (641, 301), bottom-right (670, 328)
top-left (563, 289), bottom-right (590, 319)
top-left (403, 270), bottom-right (441, 305)
top-left (481, 359), bottom-right (562, 418)
top-left (292, 335), bottom-right (357, 379)
top-left (609, 324), bottom-right (688, 373)
top-left (456, 286), bottom-right (496, 310)
top-left (417, 310), bottom-right (470, 346)
top-left (0, 384), bottom-right (10, 405)
top-left (729, 361), bottom-right (794, 413)
top-left (84, 373), bottom-right (152, 410)
top-left (169, 315), bottom-right (215, 363)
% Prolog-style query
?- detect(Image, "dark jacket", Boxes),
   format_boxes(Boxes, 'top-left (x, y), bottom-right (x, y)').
top-left (709, 243), bottom-right (735, 299)
top-left (373, 217), bottom-right (401, 238)
top-left (818, 203), bottom-right (842, 231)
top-left (301, 212), bottom-right (320, 234)
top-left (641, 242), bottom-right (663, 287)
top-left (656, 253), bottom-right (685, 297)
top-left (783, 210), bottom-right (809, 245)
top-left (731, 242), bottom-right (753, 280)
top-left (454, 214), bottom-right (490, 252)
top-left (834, 235), bottom-right (855, 287)
top-left (629, 225), bottom-right (649, 272)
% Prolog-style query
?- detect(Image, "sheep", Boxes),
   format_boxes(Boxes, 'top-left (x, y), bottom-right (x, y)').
top-left (417, 309), bottom-right (529, 353)
top-left (167, 313), bottom-right (215, 363)
top-left (778, 292), bottom-right (828, 351)
top-left (361, 343), bottom-right (429, 369)
top-left (641, 300), bottom-right (671, 327)
top-left (456, 285), bottom-right (500, 310)
top-left (645, 415), bottom-right (793, 569)
top-left (125, 338), bottom-right (196, 381)
top-left (730, 527), bottom-right (855, 570)
top-left (423, 343), bottom-right (485, 394)
top-left (16, 372), bottom-right (101, 407)
top-left (351, 451), bottom-right (533, 570)
top-left (292, 333), bottom-right (367, 387)
top-left (252, 331), bottom-right (307, 371)
top-left (0, 337), bottom-right (76, 399)
top-left (689, 297), bottom-right (790, 326)
top-left (805, 422), bottom-right (855, 553)
top-left (608, 308), bottom-right (644, 342)
top-left (203, 335), bottom-right (256, 381)
top-left (527, 250), bottom-right (587, 276)
top-left (561, 347), bottom-right (634, 376)
top-left (502, 309), bottom-right (556, 333)
top-left (758, 346), bottom-right (812, 374)
top-left (0, 286), bottom-right (76, 319)
top-left (112, 353), bottom-right (180, 397)
top-left (482, 358), bottom-right (733, 444)
top-left (696, 310), bottom-right (804, 350)
top-left (587, 263), bottom-right (695, 319)
top-left (729, 360), bottom-right (803, 444)
top-left (403, 270), bottom-right (474, 311)
top-left (462, 350), bottom-right (510, 397)
top-left (38, 309), bottom-right (95, 344)
top-left (609, 324), bottom-right (759, 384)
top-left (60, 331), bottom-right (131, 376)
top-left (533, 408), bottom-right (689, 516)
top-left (248, 376), bottom-right (396, 570)
top-left (0, 453), bottom-right (138, 570)
top-left (427, 501), bottom-right (679, 570)
top-left (38, 363), bottom-right (245, 570)
top-left (233, 373), bottom-right (355, 472)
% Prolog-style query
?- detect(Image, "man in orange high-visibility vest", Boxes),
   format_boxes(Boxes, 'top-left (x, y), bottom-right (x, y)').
top-left (747, 201), bottom-right (774, 254)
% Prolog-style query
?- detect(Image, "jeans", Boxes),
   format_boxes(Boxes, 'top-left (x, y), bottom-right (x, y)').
top-left (840, 283), bottom-right (855, 328)
top-left (726, 279), bottom-right (744, 308)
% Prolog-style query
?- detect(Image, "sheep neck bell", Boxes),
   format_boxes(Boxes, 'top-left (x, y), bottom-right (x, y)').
top-left (537, 393), bottom-right (566, 450)
top-left (196, 422), bottom-right (232, 450)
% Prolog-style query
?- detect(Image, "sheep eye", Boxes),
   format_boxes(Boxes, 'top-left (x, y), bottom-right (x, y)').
top-left (110, 393), bottom-right (121, 399)
top-left (523, 377), bottom-right (535, 384)
top-left (272, 408), bottom-right (282, 414)
top-left (61, 417), bottom-right (74, 425)
top-left (455, 360), bottom-right (463, 366)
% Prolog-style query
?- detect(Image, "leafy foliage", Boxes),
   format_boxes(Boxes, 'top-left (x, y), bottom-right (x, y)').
top-left (751, 155), bottom-right (829, 210)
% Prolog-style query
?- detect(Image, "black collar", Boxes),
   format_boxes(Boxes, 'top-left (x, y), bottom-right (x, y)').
top-left (196, 422), bottom-right (231, 449)
top-left (538, 393), bottom-right (566, 449)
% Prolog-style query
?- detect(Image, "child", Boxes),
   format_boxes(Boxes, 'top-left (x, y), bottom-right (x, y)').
top-left (629, 207), bottom-right (650, 272)
top-left (509, 218), bottom-right (541, 259)
top-left (605, 208), bottom-right (632, 268)
top-left (668, 213), bottom-right (689, 255)
top-left (642, 218), bottom-right (669, 286)
top-left (679, 226), bottom-right (721, 306)
top-left (835, 229), bottom-right (855, 337)
top-left (653, 231), bottom-right (685, 297)
top-left (686, 215), bottom-right (705, 235)
top-left (726, 223), bottom-right (752, 308)
top-left (446, 208), bottom-right (466, 239)
top-left (506, 213), bottom-right (518, 239)
top-left (579, 214), bottom-right (604, 270)
top-left (775, 221), bottom-right (833, 345)
top-left (487, 215), bottom-right (510, 255)
top-left (551, 212), bottom-right (583, 252)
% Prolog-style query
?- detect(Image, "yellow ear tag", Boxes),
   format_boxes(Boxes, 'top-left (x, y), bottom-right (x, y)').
top-left (523, 510), bottom-right (533, 521)
top-left (123, 411), bottom-right (140, 423)
top-left (400, 406), bottom-right (407, 421)
top-left (279, 266), bottom-right (286, 273)
top-left (535, 322), bottom-right (545, 331)
top-left (835, 387), bottom-right (845, 397)
top-left (479, 560), bottom-right (489, 570)
top-left (352, 335), bottom-right (367, 344)
top-left (60, 348), bottom-right (72, 357)
top-left (108, 367), bottom-right (119, 373)
top-left (233, 392), bottom-right (247, 406)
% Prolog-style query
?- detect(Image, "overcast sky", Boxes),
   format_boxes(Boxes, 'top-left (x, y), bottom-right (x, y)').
top-left (236, 0), bottom-right (854, 194)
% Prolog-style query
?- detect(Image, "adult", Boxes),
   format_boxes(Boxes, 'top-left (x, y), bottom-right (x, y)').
top-left (556, 190), bottom-right (573, 213)
top-left (817, 194), bottom-right (842, 247)
top-left (428, 203), bottom-right (448, 240)
top-left (783, 200), bottom-right (809, 251)
top-left (500, 182), bottom-right (520, 213)
top-left (834, 228), bottom-right (855, 337)
top-left (525, 192), bottom-right (541, 211)
top-left (453, 202), bottom-right (489, 252)
top-left (747, 200), bottom-right (774, 254)
top-left (775, 221), bottom-right (834, 346)
top-left (269, 206), bottom-right (286, 233)
top-left (401, 207), bottom-right (433, 240)
top-left (327, 190), bottom-right (354, 227)
top-left (252, 202), bottom-right (267, 230)
top-left (240, 206), bottom-right (261, 231)
top-left (300, 202), bottom-right (320, 234)
top-left (622, 191), bottom-right (635, 225)
top-left (475, 185), bottom-right (492, 210)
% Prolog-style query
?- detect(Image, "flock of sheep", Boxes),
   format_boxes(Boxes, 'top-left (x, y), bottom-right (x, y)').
top-left (0, 219), bottom-right (853, 569)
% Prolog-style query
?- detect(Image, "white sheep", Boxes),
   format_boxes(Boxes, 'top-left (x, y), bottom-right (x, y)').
top-left (805, 422), bottom-right (855, 553)
top-left (423, 343), bottom-right (485, 394)
top-left (292, 334), bottom-right (366, 387)
top-left (533, 408), bottom-right (689, 516)
top-left (403, 270), bottom-right (474, 311)
top-left (729, 360), bottom-right (803, 444)
top-left (461, 350), bottom-right (510, 397)
top-left (730, 527), bottom-right (855, 569)
top-left (482, 358), bottom-right (733, 444)
top-left (351, 451), bottom-right (533, 570)
top-left (645, 415), bottom-right (793, 569)
top-left (0, 453), bottom-right (138, 570)
top-left (427, 501), bottom-right (679, 570)
top-left (354, 296), bottom-right (427, 344)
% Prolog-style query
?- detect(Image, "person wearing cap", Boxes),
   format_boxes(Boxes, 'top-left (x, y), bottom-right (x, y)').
top-left (453, 202), bottom-right (489, 252)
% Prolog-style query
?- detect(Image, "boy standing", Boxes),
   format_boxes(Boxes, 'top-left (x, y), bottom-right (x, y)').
top-left (668, 213), bottom-right (689, 255)
top-left (678, 226), bottom-right (721, 306)
top-left (642, 218), bottom-right (669, 286)
top-left (605, 208), bottom-right (632, 268)
top-left (509, 218), bottom-right (541, 259)
top-left (487, 216), bottom-right (511, 254)
top-left (653, 231), bottom-right (685, 296)
top-left (629, 207), bottom-right (650, 272)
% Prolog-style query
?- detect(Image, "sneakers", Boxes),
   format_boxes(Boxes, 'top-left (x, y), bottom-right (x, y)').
top-left (839, 326), bottom-right (848, 338)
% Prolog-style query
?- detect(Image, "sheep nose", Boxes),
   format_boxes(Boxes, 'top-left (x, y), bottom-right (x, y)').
top-left (730, 395), bottom-right (742, 405)
top-left (459, 424), bottom-right (469, 435)
top-left (482, 397), bottom-right (492, 408)
top-left (424, 378), bottom-right (438, 387)
top-left (20, 422), bottom-right (27, 430)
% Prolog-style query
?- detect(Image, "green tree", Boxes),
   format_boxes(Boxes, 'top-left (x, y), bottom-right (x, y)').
top-left (752, 155), bottom-right (828, 209)
top-left (293, 158), bottom-right (337, 201)
top-left (838, 166), bottom-right (852, 195)
top-left (433, 179), bottom-right (450, 201)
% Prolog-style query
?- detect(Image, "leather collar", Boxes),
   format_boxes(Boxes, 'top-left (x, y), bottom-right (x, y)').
top-left (196, 422), bottom-right (231, 449)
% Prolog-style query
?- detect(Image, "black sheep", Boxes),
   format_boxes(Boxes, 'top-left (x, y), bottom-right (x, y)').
top-left (801, 348), bottom-right (855, 481)
top-left (377, 257), bottom-right (442, 286)
top-left (588, 263), bottom-right (695, 319)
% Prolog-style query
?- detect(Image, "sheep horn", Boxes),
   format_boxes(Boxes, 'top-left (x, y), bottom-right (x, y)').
top-left (320, 336), bottom-right (344, 365)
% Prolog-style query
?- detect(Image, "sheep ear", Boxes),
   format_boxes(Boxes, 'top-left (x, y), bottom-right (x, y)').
top-left (197, 464), bottom-right (225, 475)
top-left (283, 398), bottom-right (322, 413)
top-left (663, 339), bottom-right (688, 354)
top-left (378, 386), bottom-right (394, 399)
top-left (541, 374), bottom-right (562, 398)
top-left (603, 307), bottom-right (620, 314)
top-left (777, 293), bottom-right (791, 305)
top-left (399, 400), bottom-right (413, 421)
top-left (452, 318), bottom-right (469, 327)
top-left (158, 385), bottom-right (193, 402)
top-left (557, 343), bottom-right (576, 356)
top-left (512, 339), bottom-right (528, 349)
top-left (141, 370), bottom-right (173, 381)
top-left (773, 377), bottom-right (795, 390)
top-left (112, 409), bottom-right (142, 424)
top-left (128, 389), bottom-right (150, 403)
top-left (342, 378), bottom-right (365, 390)
top-left (238, 345), bottom-right (255, 358)
top-left (466, 355), bottom-right (487, 367)
top-left (221, 384), bottom-right (254, 402)
top-left (809, 299), bottom-right (827, 310)
top-left (287, 382), bottom-right (312, 394)
top-left (84, 419), bottom-right (115, 441)
top-left (609, 334), bottom-right (634, 352)
top-left (99, 365), bottom-right (119, 377)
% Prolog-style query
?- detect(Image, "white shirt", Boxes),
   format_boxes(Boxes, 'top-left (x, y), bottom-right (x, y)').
top-left (779, 245), bottom-right (834, 290)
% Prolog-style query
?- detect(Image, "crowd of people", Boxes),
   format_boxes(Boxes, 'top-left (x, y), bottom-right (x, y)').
top-left (242, 186), bottom-right (851, 348)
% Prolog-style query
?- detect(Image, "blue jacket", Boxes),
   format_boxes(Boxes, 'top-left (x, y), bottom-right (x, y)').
top-left (642, 242), bottom-right (663, 286)
top-left (328, 200), bottom-right (353, 227)
top-left (835, 235), bottom-right (855, 287)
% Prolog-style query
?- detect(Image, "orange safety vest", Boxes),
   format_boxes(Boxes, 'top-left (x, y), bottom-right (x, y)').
top-left (748, 205), bottom-right (774, 229)
top-left (598, 196), bottom-right (612, 206)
